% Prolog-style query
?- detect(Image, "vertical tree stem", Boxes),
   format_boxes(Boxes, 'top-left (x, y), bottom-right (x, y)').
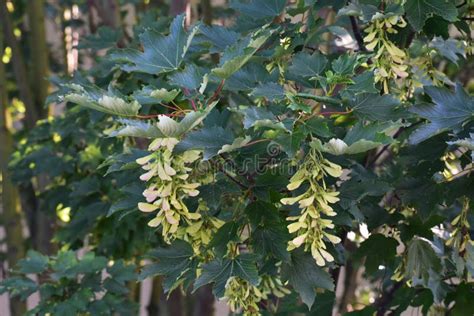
top-left (0, 21), bottom-right (26, 316)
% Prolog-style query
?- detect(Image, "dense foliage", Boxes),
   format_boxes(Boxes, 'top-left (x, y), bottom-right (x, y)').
top-left (1, 0), bottom-right (474, 315)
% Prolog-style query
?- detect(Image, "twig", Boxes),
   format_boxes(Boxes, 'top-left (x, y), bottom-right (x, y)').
top-left (241, 138), bottom-right (270, 148)
top-left (375, 282), bottom-right (403, 316)
top-left (183, 88), bottom-right (198, 111)
top-left (443, 166), bottom-right (474, 182)
top-left (207, 79), bottom-right (225, 104)
top-left (218, 165), bottom-right (249, 190)
top-left (405, 30), bottom-right (415, 48)
top-left (319, 110), bottom-right (352, 117)
top-left (135, 112), bottom-right (184, 119)
top-left (349, 16), bottom-right (367, 52)
top-left (294, 93), bottom-right (343, 106)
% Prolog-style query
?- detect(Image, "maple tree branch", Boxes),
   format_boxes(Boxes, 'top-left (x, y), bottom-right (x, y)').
top-left (350, 16), bottom-right (367, 52)
top-left (208, 79), bottom-right (225, 104)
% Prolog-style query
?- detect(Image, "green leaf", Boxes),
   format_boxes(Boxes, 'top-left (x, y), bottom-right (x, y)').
top-left (211, 28), bottom-right (272, 79)
top-left (110, 119), bottom-right (164, 138)
top-left (0, 277), bottom-right (38, 300)
top-left (110, 15), bottom-right (198, 74)
top-left (174, 126), bottom-right (234, 160)
top-left (245, 201), bottom-right (290, 261)
top-left (355, 234), bottom-right (398, 274)
top-left (209, 222), bottom-right (241, 256)
top-left (331, 54), bottom-right (357, 76)
top-left (343, 72), bottom-right (378, 96)
top-left (69, 252), bottom-right (107, 275)
top-left (300, 117), bottom-right (333, 138)
top-left (282, 249), bottom-right (334, 309)
top-left (409, 84), bottom-right (474, 144)
top-left (405, 238), bottom-right (442, 283)
top-left (134, 87), bottom-right (180, 104)
top-left (193, 254), bottom-right (260, 297)
top-left (465, 242), bottom-right (474, 278)
top-left (218, 136), bottom-right (252, 154)
top-left (63, 84), bottom-right (141, 117)
top-left (199, 25), bottom-right (240, 53)
top-left (18, 250), bottom-right (49, 274)
top-left (230, 0), bottom-right (287, 20)
top-left (349, 93), bottom-right (401, 121)
top-left (447, 283), bottom-right (474, 316)
top-left (226, 64), bottom-right (277, 91)
top-left (274, 129), bottom-right (305, 157)
top-left (430, 37), bottom-right (466, 65)
top-left (242, 106), bottom-right (287, 131)
top-left (405, 0), bottom-right (458, 31)
top-left (288, 52), bottom-right (327, 79)
top-left (311, 121), bottom-right (402, 155)
top-left (170, 65), bottom-right (207, 90)
top-left (78, 26), bottom-right (122, 50)
top-left (252, 225), bottom-right (290, 262)
top-left (140, 241), bottom-right (195, 292)
top-left (250, 82), bottom-right (285, 101)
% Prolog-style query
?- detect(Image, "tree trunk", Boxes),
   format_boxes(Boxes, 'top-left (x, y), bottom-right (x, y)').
top-left (147, 277), bottom-right (163, 316)
top-left (27, 0), bottom-right (49, 118)
top-left (0, 0), bottom-right (38, 128)
top-left (91, 0), bottom-right (121, 28)
top-left (201, 0), bottom-right (213, 25)
top-left (0, 22), bottom-right (27, 316)
top-left (27, 0), bottom-right (56, 256)
top-left (192, 285), bottom-right (214, 316)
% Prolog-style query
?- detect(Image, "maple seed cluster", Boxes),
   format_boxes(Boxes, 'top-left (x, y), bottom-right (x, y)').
top-left (136, 137), bottom-right (202, 243)
top-left (281, 148), bottom-right (342, 266)
top-left (364, 14), bottom-right (408, 93)
top-left (223, 275), bottom-right (290, 316)
top-left (175, 199), bottom-right (224, 256)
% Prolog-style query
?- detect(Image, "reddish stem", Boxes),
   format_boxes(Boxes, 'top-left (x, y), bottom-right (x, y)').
top-left (135, 112), bottom-right (183, 119)
top-left (208, 79), bottom-right (225, 104)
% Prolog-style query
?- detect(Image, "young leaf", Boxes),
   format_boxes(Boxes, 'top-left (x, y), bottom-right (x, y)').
top-left (63, 84), bottom-right (141, 117)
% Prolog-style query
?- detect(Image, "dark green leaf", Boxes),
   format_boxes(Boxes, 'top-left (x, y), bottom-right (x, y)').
top-left (174, 126), bottom-right (234, 160)
top-left (405, 0), bottom-right (458, 31)
top-left (110, 15), bottom-right (198, 74)
top-left (282, 249), bottom-right (334, 309)
top-left (194, 254), bottom-right (260, 297)
top-left (18, 250), bottom-right (49, 274)
top-left (409, 84), bottom-right (474, 144)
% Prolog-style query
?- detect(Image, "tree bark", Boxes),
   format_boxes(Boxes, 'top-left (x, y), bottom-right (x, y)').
top-left (0, 0), bottom-right (38, 128)
top-left (201, 0), bottom-right (213, 25)
top-left (192, 285), bottom-right (214, 316)
top-left (0, 22), bottom-right (27, 316)
top-left (27, 0), bottom-right (56, 256)
top-left (27, 0), bottom-right (49, 118)
top-left (147, 277), bottom-right (163, 316)
top-left (90, 0), bottom-right (121, 28)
